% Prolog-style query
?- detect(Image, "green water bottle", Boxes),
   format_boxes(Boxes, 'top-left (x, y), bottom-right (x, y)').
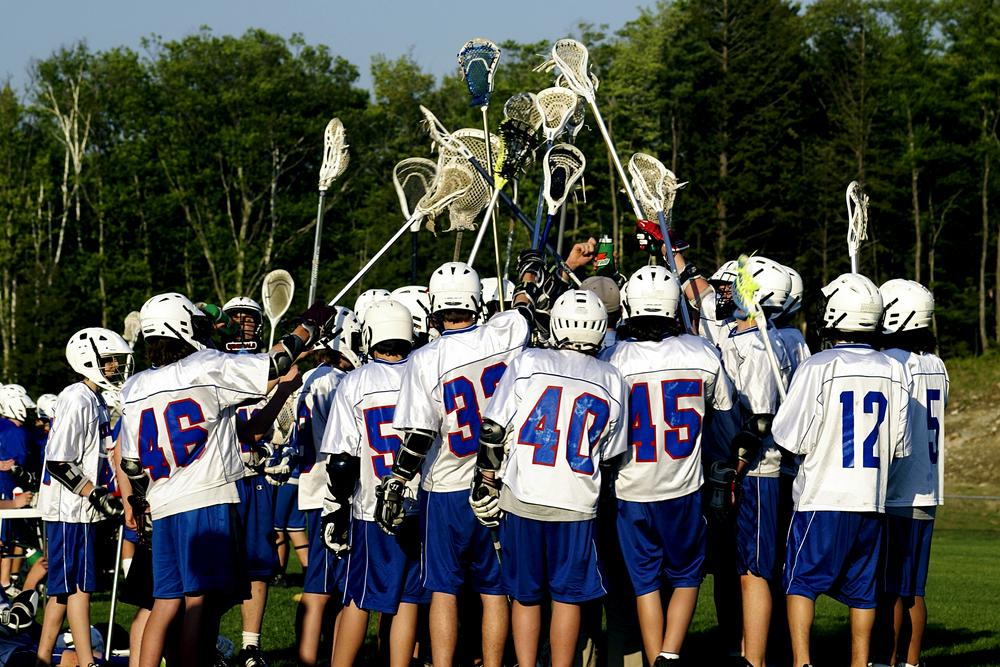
top-left (595, 235), bottom-right (615, 276)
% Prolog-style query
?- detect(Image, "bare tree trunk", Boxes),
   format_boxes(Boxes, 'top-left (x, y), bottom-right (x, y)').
top-left (907, 105), bottom-right (922, 282)
top-left (715, 0), bottom-right (730, 269)
top-left (670, 114), bottom-right (680, 175)
top-left (979, 141), bottom-right (990, 353)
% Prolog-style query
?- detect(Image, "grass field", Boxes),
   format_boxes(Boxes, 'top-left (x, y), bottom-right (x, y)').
top-left (79, 352), bottom-right (1000, 665)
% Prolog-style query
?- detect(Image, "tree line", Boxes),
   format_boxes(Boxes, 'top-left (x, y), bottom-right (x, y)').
top-left (1, 0), bottom-right (998, 393)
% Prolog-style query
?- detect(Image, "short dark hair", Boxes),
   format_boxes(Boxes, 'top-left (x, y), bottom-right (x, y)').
top-left (145, 337), bottom-right (195, 368)
top-left (622, 316), bottom-right (682, 342)
top-left (372, 339), bottom-right (412, 357)
top-left (436, 309), bottom-right (477, 326)
top-left (880, 329), bottom-right (937, 354)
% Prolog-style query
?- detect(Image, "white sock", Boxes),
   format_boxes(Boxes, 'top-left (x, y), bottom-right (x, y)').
top-left (242, 631), bottom-right (260, 650)
top-left (121, 558), bottom-right (133, 578)
top-left (658, 652), bottom-right (680, 660)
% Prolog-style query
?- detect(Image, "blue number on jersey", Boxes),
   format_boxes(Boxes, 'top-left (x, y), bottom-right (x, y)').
top-left (839, 390), bottom-right (887, 469)
top-left (165, 399), bottom-right (209, 467)
top-left (519, 388), bottom-right (611, 473)
top-left (297, 402), bottom-right (317, 472)
top-left (518, 386), bottom-right (563, 466)
top-left (138, 407), bottom-right (170, 480)
top-left (364, 405), bottom-right (401, 479)
top-left (481, 362), bottom-right (508, 399)
top-left (628, 379), bottom-right (703, 462)
top-left (926, 388), bottom-right (941, 464)
top-left (443, 363), bottom-right (509, 459)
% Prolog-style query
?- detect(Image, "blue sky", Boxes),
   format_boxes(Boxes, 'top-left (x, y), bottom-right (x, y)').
top-left (0, 0), bottom-right (658, 94)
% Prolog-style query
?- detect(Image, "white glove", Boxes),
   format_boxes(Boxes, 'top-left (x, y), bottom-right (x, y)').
top-left (469, 473), bottom-right (502, 528)
top-left (264, 445), bottom-right (297, 486)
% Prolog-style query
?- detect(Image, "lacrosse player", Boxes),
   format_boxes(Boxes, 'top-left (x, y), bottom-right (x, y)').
top-left (322, 299), bottom-right (427, 667)
top-left (772, 274), bottom-right (910, 667)
top-left (873, 279), bottom-right (948, 667)
top-left (601, 267), bottom-right (737, 665)
top-left (390, 285), bottom-right (435, 349)
top-left (36, 328), bottom-right (132, 667)
top-left (376, 260), bottom-right (536, 667)
top-left (0, 385), bottom-right (34, 596)
top-left (470, 289), bottom-right (625, 667)
top-left (118, 292), bottom-right (324, 667)
top-left (223, 296), bottom-right (289, 667)
top-left (295, 307), bottom-right (362, 667)
top-left (774, 265), bottom-right (810, 373)
top-left (717, 256), bottom-right (793, 667)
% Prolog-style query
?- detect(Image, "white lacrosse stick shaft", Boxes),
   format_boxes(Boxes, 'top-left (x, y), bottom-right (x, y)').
top-left (753, 304), bottom-right (788, 402)
top-left (327, 213), bottom-right (420, 307)
top-left (106, 523), bottom-right (125, 658)
top-left (468, 187), bottom-right (503, 266)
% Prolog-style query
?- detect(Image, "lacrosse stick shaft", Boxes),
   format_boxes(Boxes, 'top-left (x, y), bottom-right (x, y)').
top-left (481, 107), bottom-right (505, 309)
top-left (588, 103), bottom-right (644, 221)
top-left (502, 181), bottom-right (518, 279)
top-left (850, 253), bottom-right (859, 274)
top-left (754, 308), bottom-right (788, 402)
top-left (268, 317), bottom-right (278, 348)
top-left (656, 211), bottom-right (695, 334)
top-left (468, 188), bottom-right (503, 266)
top-left (308, 191), bottom-right (327, 304)
top-left (411, 230), bottom-right (418, 283)
top-left (556, 205), bottom-right (568, 255)
top-left (328, 215), bottom-right (419, 306)
top-left (107, 523), bottom-right (124, 657)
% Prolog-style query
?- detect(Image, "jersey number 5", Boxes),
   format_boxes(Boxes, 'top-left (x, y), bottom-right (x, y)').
top-left (138, 398), bottom-right (209, 480)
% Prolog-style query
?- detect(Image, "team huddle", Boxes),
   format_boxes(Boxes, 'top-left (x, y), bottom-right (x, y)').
top-left (0, 239), bottom-right (947, 667)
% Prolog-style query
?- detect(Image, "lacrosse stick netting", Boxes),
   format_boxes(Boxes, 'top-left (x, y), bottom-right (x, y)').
top-left (733, 254), bottom-right (787, 401)
top-left (846, 180), bottom-right (869, 274)
top-left (458, 38), bottom-right (501, 109)
top-left (538, 144), bottom-right (586, 247)
top-left (536, 87), bottom-right (579, 144)
top-left (319, 118), bottom-right (350, 192)
top-left (393, 158), bottom-right (437, 230)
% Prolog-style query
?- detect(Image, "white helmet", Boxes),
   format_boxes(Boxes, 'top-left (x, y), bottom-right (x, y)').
top-left (0, 384), bottom-right (36, 422)
top-left (363, 299), bottom-right (415, 352)
top-left (549, 290), bottom-right (608, 352)
top-left (821, 273), bottom-right (883, 332)
top-left (619, 282), bottom-right (630, 321)
top-left (353, 289), bottom-right (390, 324)
top-left (481, 277), bottom-right (515, 305)
top-left (222, 296), bottom-right (263, 318)
top-left (782, 266), bottom-right (804, 316)
top-left (66, 327), bottom-right (135, 392)
top-left (390, 286), bottom-right (432, 335)
top-left (710, 260), bottom-right (738, 284)
top-left (321, 306), bottom-right (362, 369)
top-left (624, 266), bottom-right (681, 319)
top-left (139, 292), bottom-right (206, 351)
top-left (36, 393), bottom-right (58, 421)
top-left (744, 256), bottom-right (792, 313)
top-left (429, 262), bottom-right (481, 314)
top-left (880, 279), bottom-right (934, 333)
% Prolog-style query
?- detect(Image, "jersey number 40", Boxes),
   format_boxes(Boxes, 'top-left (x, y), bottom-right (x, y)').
top-left (517, 387), bottom-right (611, 475)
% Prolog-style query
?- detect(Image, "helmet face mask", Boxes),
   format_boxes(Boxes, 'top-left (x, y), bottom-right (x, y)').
top-left (320, 306), bottom-right (362, 369)
top-left (222, 297), bottom-right (264, 352)
top-left (709, 260), bottom-right (738, 319)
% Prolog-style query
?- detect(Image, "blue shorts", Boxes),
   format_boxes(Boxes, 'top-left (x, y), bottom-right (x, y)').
top-left (501, 512), bottom-right (606, 604)
top-left (235, 475), bottom-right (278, 578)
top-left (344, 519), bottom-right (427, 614)
top-left (123, 526), bottom-right (139, 545)
top-left (420, 490), bottom-right (504, 595)
top-left (303, 509), bottom-right (347, 595)
top-left (736, 476), bottom-right (780, 580)
top-left (617, 493), bottom-right (706, 594)
top-left (784, 510), bottom-right (882, 609)
top-left (882, 514), bottom-right (934, 598)
top-left (273, 482), bottom-right (306, 531)
top-left (152, 504), bottom-right (241, 599)
top-left (46, 521), bottom-right (97, 596)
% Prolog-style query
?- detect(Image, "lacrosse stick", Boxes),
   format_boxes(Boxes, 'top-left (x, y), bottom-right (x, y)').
top-left (421, 104), bottom-right (582, 286)
top-left (393, 158), bottom-right (437, 282)
top-left (846, 180), bottom-right (869, 274)
top-left (309, 118), bottom-right (350, 305)
top-left (533, 87), bottom-right (580, 242)
top-left (556, 96), bottom-right (589, 252)
top-left (106, 523), bottom-right (124, 659)
top-left (628, 152), bottom-right (695, 333)
top-left (497, 93), bottom-right (544, 278)
top-left (327, 162), bottom-right (476, 307)
top-left (733, 254), bottom-right (787, 401)
top-left (262, 269), bottom-right (295, 347)
top-left (122, 311), bottom-right (141, 346)
top-left (537, 144), bottom-right (586, 249)
top-left (539, 40), bottom-right (646, 223)
top-left (455, 39), bottom-right (501, 261)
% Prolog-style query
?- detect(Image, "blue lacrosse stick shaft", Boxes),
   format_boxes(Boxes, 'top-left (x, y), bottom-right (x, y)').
top-left (655, 209), bottom-right (694, 333)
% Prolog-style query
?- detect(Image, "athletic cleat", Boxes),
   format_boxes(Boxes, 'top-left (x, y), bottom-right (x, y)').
top-left (238, 645), bottom-right (269, 667)
top-left (270, 573), bottom-right (288, 587)
top-left (652, 658), bottom-right (681, 666)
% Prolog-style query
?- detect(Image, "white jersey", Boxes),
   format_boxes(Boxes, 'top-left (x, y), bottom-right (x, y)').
top-left (772, 345), bottom-right (911, 512)
top-left (600, 335), bottom-right (736, 502)
top-left (323, 359), bottom-right (420, 520)
top-left (483, 348), bottom-right (626, 516)
top-left (297, 364), bottom-right (346, 511)
top-left (884, 349), bottom-right (949, 508)
top-left (777, 326), bottom-right (811, 375)
top-left (119, 349), bottom-right (268, 520)
top-left (393, 310), bottom-right (529, 492)
top-left (39, 383), bottom-right (113, 523)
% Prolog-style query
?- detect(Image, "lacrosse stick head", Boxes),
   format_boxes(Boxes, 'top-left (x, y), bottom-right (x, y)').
top-left (123, 311), bottom-right (141, 346)
top-left (498, 118), bottom-right (538, 183)
top-left (628, 153), bottom-right (669, 219)
top-left (660, 168), bottom-right (688, 216)
top-left (542, 144), bottom-right (586, 215)
top-left (548, 39), bottom-right (596, 102)
top-left (262, 269), bottom-right (295, 321)
top-left (319, 118), bottom-right (349, 191)
top-left (846, 180), bottom-right (870, 255)
top-left (393, 158), bottom-right (438, 224)
top-left (415, 162), bottom-right (475, 221)
top-left (457, 38), bottom-right (501, 108)
top-left (732, 254), bottom-right (763, 323)
top-left (420, 105), bottom-right (468, 160)
top-left (442, 129), bottom-right (497, 231)
top-left (503, 92), bottom-right (543, 131)
top-left (536, 87), bottom-right (579, 143)
top-left (565, 95), bottom-right (587, 139)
